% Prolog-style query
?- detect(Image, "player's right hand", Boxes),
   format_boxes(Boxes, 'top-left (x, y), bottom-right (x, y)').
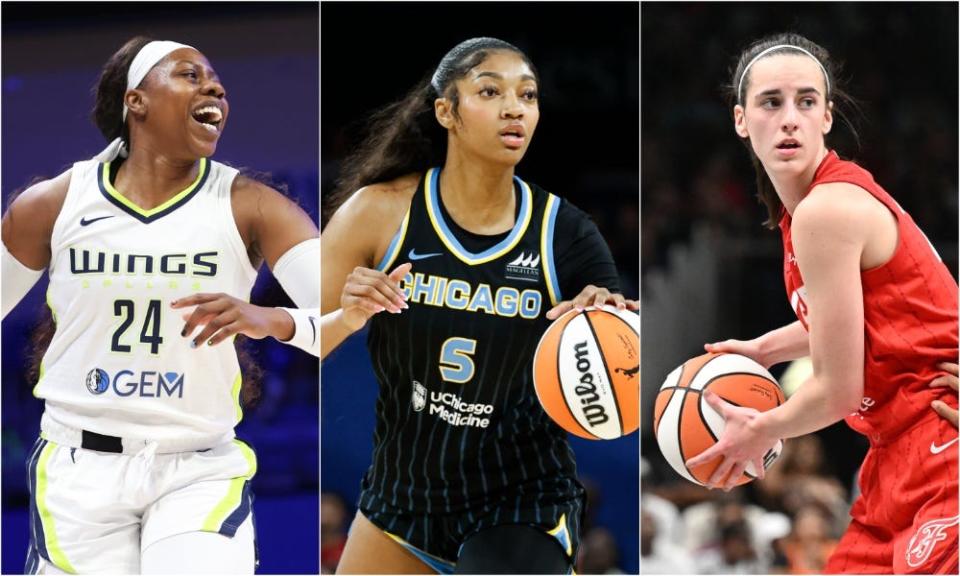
top-left (684, 390), bottom-right (776, 491)
top-left (340, 263), bottom-right (411, 332)
top-left (704, 339), bottom-right (769, 369)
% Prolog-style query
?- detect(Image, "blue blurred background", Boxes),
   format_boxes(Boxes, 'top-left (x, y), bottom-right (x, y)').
top-left (321, 3), bottom-right (639, 574)
top-left (2, 2), bottom-right (319, 573)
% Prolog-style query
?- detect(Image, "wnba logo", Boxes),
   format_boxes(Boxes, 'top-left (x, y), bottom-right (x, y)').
top-left (411, 381), bottom-right (426, 412)
top-left (905, 515), bottom-right (959, 568)
top-left (85, 368), bottom-right (110, 395)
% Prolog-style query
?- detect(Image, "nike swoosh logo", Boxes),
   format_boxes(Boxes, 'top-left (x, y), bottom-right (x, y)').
top-left (308, 316), bottom-right (317, 346)
top-left (80, 215), bottom-right (115, 226)
top-left (408, 249), bottom-right (442, 261)
top-left (930, 437), bottom-right (959, 455)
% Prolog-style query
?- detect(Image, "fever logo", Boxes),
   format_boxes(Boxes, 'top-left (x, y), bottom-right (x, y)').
top-left (905, 515), bottom-right (959, 568)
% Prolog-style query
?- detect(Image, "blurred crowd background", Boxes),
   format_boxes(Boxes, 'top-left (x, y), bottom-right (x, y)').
top-left (641, 2), bottom-right (957, 574)
top-left (1, 3), bottom-right (319, 573)
top-left (321, 2), bottom-right (639, 573)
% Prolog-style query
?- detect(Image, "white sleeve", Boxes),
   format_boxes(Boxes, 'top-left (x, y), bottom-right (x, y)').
top-left (277, 307), bottom-right (319, 357)
top-left (2, 243), bottom-right (44, 320)
top-left (272, 238), bottom-right (319, 309)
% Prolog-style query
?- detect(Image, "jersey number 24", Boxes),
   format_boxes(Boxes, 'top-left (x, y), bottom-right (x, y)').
top-left (111, 299), bottom-right (164, 354)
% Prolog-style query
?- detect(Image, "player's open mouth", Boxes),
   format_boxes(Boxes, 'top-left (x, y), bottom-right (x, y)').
top-left (775, 139), bottom-right (801, 157)
top-left (191, 105), bottom-right (223, 134)
top-left (499, 125), bottom-right (525, 148)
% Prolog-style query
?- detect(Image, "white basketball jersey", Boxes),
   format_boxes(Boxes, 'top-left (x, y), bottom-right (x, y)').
top-left (37, 157), bottom-right (258, 445)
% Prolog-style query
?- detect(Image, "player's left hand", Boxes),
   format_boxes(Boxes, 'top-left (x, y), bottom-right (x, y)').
top-left (172, 293), bottom-right (294, 347)
top-left (930, 361), bottom-right (959, 428)
top-left (684, 390), bottom-right (779, 491)
top-left (545, 284), bottom-right (639, 320)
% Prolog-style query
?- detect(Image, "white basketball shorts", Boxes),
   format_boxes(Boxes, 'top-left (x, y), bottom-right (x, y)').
top-left (23, 436), bottom-right (257, 573)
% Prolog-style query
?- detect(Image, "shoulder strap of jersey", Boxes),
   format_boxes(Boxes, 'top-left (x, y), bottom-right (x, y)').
top-left (539, 191), bottom-right (562, 306)
top-left (374, 175), bottom-right (421, 272)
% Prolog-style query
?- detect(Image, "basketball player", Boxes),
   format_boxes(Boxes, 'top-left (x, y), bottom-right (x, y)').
top-left (686, 34), bottom-right (958, 574)
top-left (1, 37), bottom-right (319, 573)
top-left (321, 38), bottom-right (637, 573)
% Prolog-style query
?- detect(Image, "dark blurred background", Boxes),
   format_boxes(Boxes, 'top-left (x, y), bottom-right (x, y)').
top-left (641, 3), bottom-right (957, 574)
top-left (1, 2), bottom-right (318, 573)
top-left (321, 2), bottom-right (639, 574)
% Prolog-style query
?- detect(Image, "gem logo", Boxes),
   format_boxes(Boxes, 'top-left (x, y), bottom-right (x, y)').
top-left (83, 369), bottom-right (185, 398)
top-left (412, 381), bottom-right (426, 412)
top-left (85, 368), bottom-right (110, 395)
top-left (505, 251), bottom-right (541, 282)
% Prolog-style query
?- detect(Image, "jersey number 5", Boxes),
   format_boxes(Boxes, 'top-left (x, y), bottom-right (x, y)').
top-left (439, 338), bottom-right (477, 384)
top-left (111, 299), bottom-right (164, 354)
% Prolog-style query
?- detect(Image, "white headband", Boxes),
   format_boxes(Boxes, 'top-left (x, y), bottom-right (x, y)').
top-left (737, 44), bottom-right (830, 104)
top-left (122, 40), bottom-right (194, 122)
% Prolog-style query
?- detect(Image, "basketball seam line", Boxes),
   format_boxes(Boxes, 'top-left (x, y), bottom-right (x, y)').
top-left (554, 314), bottom-right (597, 440)
top-left (583, 312), bottom-right (624, 437)
top-left (596, 308), bottom-right (638, 337)
top-left (698, 371), bottom-right (783, 480)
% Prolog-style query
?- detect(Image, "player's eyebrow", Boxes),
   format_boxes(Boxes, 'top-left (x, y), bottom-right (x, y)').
top-left (474, 71), bottom-right (537, 83)
top-left (754, 86), bottom-right (821, 99)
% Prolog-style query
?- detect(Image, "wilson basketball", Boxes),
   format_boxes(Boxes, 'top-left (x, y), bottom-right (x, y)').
top-left (533, 306), bottom-right (639, 440)
top-left (654, 352), bottom-right (785, 486)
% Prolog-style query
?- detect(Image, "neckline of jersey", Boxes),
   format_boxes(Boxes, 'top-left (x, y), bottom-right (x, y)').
top-left (424, 167), bottom-right (533, 265)
top-left (98, 158), bottom-right (210, 224)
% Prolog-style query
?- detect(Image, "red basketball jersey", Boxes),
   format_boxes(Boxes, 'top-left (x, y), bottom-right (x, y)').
top-left (779, 150), bottom-right (959, 440)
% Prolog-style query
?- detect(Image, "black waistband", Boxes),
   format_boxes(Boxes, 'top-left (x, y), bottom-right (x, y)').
top-left (81, 430), bottom-right (123, 453)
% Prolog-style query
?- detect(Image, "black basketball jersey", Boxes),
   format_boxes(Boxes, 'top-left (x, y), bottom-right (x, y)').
top-left (360, 168), bottom-right (616, 515)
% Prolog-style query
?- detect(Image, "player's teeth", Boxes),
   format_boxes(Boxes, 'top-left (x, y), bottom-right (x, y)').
top-left (193, 106), bottom-right (222, 122)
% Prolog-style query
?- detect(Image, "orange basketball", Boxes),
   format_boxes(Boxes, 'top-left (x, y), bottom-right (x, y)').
top-left (654, 352), bottom-right (785, 486)
top-left (533, 306), bottom-right (639, 440)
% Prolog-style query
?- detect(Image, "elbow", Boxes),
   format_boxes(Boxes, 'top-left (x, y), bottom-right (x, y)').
top-left (815, 372), bottom-right (863, 417)
top-left (839, 396), bottom-right (862, 416)
top-left (834, 380), bottom-right (864, 416)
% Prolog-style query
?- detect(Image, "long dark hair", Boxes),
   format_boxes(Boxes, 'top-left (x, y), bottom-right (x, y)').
top-left (727, 33), bottom-right (860, 228)
top-left (325, 37), bottom-right (539, 222)
top-left (91, 35), bottom-right (154, 144)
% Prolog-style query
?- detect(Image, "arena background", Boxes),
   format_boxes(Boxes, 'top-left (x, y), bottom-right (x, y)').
top-left (641, 2), bottom-right (958, 573)
top-left (320, 2), bottom-right (639, 573)
top-left (1, 3), bottom-right (319, 573)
